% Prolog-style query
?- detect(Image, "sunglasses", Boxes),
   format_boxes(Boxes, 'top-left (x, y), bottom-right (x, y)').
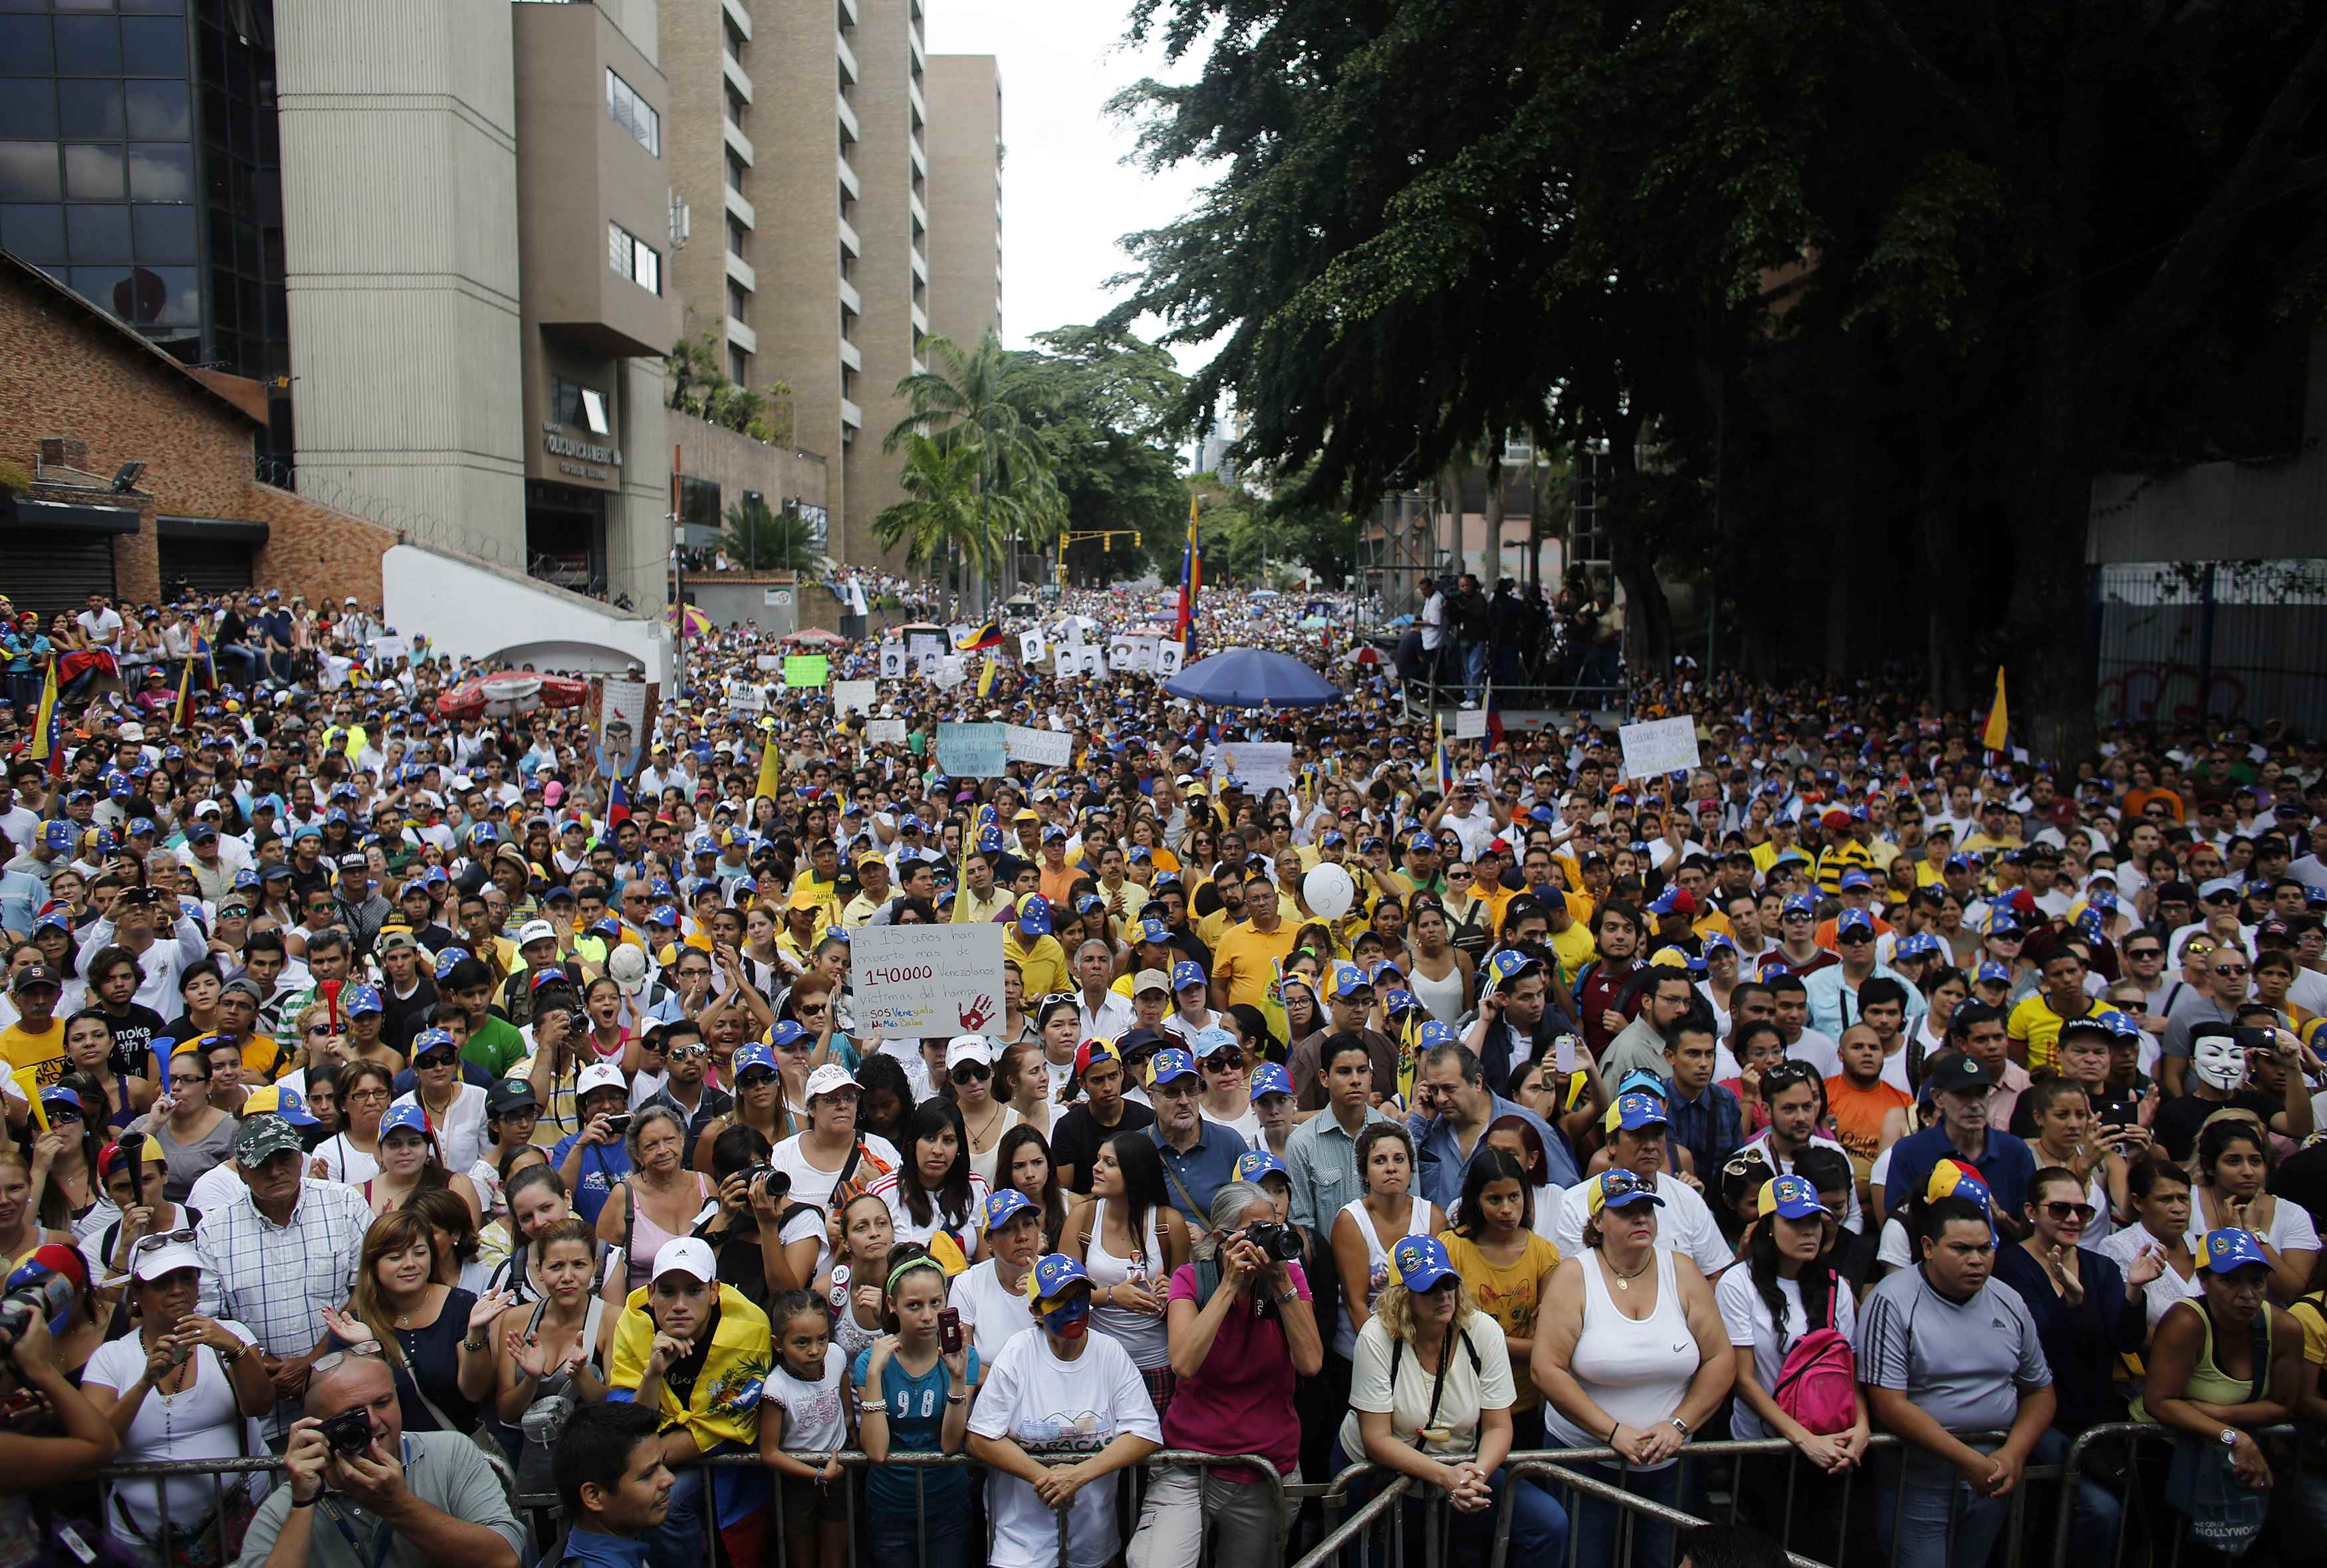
top-left (2040, 1201), bottom-right (2096, 1223)
top-left (130, 1226), bottom-right (199, 1258)
top-left (949, 1064), bottom-right (991, 1085)
top-left (736, 1069), bottom-right (779, 1089)
top-left (2213, 964), bottom-right (2250, 977)
top-left (306, 1024), bottom-right (344, 1038)
top-left (2126, 947), bottom-right (2161, 959)
top-left (415, 1050), bottom-right (458, 1068)
top-left (667, 1044), bottom-right (709, 1060)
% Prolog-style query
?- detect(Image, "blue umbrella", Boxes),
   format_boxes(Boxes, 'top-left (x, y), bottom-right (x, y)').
top-left (1164, 647), bottom-right (1345, 709)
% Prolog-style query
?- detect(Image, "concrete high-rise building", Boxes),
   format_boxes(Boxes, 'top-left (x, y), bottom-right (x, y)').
top-left (923, 55), bottom-right (1001, 357)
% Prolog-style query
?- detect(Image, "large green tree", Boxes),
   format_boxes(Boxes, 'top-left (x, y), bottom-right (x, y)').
top-left (1111, 0), bottom-right (2327, 760)
top-left (872, 435), bottom-right (999, 581)
top-left (1011, 325), bottom-right (1193, 584)
top-left (886, 330), bottom-right (1064, 600)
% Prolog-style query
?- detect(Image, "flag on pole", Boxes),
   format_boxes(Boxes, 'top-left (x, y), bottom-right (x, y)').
top-left (1175, 492), bottom-right (1202, 653)
top-left (27, 659), bottom-right (62, 780)
top-left (977, 655), bottom-right (998, 699)
top-left (1433, 713), bottom-right (1453, 797)
top-left (755, 734), bottom-right (781, 801)
top-left (953, 622), bottom-right (1003, 653)
top-left (1981, 667), bottom-right (2009, 751)
top-left (174, 656), bottom-right (193, 727)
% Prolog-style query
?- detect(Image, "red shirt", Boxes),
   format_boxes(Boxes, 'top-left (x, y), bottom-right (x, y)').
top-left (1162, 1261), bottom-right (1310, 1482)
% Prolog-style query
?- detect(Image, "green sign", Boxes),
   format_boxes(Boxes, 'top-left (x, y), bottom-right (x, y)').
top-left (783, 655), bottom-right (829, 688)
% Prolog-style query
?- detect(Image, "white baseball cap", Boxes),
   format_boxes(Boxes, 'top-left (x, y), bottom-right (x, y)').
top-left (117, 1238), bottom-right (207, 1286)
top-left (650, 1236), bottom-right (717, 1284)
top-left (517, 919), bottom-right (558, 949)
top-left (804, 1064), bottom-right (860, 1101)
top-left (576, 1062), bottom-right (627, 1100)
top-left (945, 1035), bottom-right (994, 1071)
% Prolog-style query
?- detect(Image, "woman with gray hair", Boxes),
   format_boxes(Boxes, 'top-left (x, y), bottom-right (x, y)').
top-left (595, 1103), bottom-right (713, 1291)
top-left (1128, 1180), bottom-right (1321, 1568)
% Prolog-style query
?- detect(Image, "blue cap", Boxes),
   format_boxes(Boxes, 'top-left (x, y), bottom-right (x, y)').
top-left (1390, 1234), bottom-right (1458, 1292)
top-left (1590, 1169), bottom-right (1667, 1213)
top-left (412, 1027), bottom-right (457, 1060)
top-left (1838, 869), bottom-right (1873, 891)
top-left (1780, 893), bottom-right (1815, 920)
top-left (1368, 958), bottom-right (1406, 986)
top-left (1836, 909), bottom-right (1875, 939)
top-left (2095, 1008), bottom-right (2142, 1040)
top-left (1417, 1019), bottom-right (1458, 1052)
top-left (1328, 961), bottom-right (1371, 1000)
top-left (38, 1085), bottom-right (82, 1115)
top-left (255, 1083), bottom-right (321, 1127)
top-left (231, 869), bottom-right (260, 891)
top-left (342, 984), bottom-right (383, 1016)
top-left (1610, 1091), bottom-right (1669, 1132)
top-left (1895, 932), bottom-right (1941, 960)
top-left (765, 1021), bottom-right (811, 1053)
top-left (1985, 910), bottom-right (2019, 936)
top-left (1483, 949), bottom-right (1538, 991)
top-left (2199, 1228), bottom-right (2272, 1276)
top-left (648, 904), bottom-right (680, 927)
top-left (1018, 895), bottom-right (1053, 935)
top-left (126, 817), bottom-right (156, 837)
top-left (432, 946), bottom-right (471, 980)
top-left (1234, 1150), bottom-right (1289, 1184)
top-left (1249, 1062), bottom-right (1294, 1101)
top-left (1382, 987), bottom-right (1421, 1016)
top-left (1648, 886), bottom-right (1689, 916)
top-left (41, 821), bottom-right (74, 851)
top-left (1147, 1048), bottom-right (1199, 1086)
top-left (1169, 959), bottom-right (1205, 992)
top-left (731, 1042), bottom-right (778, 1078)
top-left (1702, 932), bottom-right (1737, 956)
top-left (1076, 893), bottom-right (1105, 916)
top-left (1189, 1026), bottom-right (1241, 1060)
top-left (1759, 1175), bottom-right (1830, 1220)
top-left (1138, 916), bottom-right (1170, 945)
top-left (378, 1103), bottom-right (429, 1138)
top-left (1408, 830), bottom-right (1437, 852)
top-left (2087, 889), bottom-right (2118, 911)
top-left (984, 1188), bottom-right (1039, 1230)
top-left (1031, 1252), bottom-right (1091, 1299)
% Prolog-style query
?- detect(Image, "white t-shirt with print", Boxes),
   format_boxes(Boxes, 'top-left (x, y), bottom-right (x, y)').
top-left (967, 1327), bottom-right (1161, 1568)
top-left (765, 1341), bottom-right (849, 1453)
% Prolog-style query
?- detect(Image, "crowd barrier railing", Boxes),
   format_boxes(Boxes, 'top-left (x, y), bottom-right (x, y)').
top-left (92, 1446), bottom-right (1288, 1568)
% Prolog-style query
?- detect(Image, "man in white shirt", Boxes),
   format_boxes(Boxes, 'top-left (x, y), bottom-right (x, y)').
top-left (74, 592), bottom-right (124, 649)
top-left (1548, 1095), bottom-right (1733, 1276)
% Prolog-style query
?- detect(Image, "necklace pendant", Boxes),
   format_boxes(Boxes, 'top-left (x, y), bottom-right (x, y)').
top-left (1614, 1276), bottom-right (1628, 1291)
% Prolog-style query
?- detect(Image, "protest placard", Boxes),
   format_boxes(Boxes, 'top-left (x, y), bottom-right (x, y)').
top-left (1154, 642), bottom-right (1184, 677)
top-left (936, 721), bottom-right (1007, 776)
top-left (1019, 629), bottom-right (1046, 664)
top-left (864, 719), bottom-right (907, 744)
top-left (832, 680), bottom-right (876, 714)
top-left (1453, 709), bottom-right (1488, 739)
top-left (755, 654), bottom-right (781, 672)
top-left (1215, 741), bottom-right (1295, 793)
top-left (1618, 716), bottom-right (1702, 780)
top-left (1107, 637), bottom-right (1138, 673)
top-left (1005, 724), bottom-right (1073, 767)
top-left (853, 923), bottom-right (1007, 1039)
top-left (878, 645), bottom-right (907, 679)
top-left (783, 655), bottom-right (829, 688)
top-left (908, 634), bottom-right (943, 665)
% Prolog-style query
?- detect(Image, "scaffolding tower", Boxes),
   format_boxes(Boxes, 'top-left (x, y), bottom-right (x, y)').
top-left (1357, 489), bottom-right (1453, 634)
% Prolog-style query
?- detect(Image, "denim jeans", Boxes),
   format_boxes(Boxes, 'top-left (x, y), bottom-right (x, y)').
top-left (2031, 1428), bottom-right (2124, 1555)
top-left (866, 1504), bottom-right (972, 1568)
top-left (1461, 639), bottom-right (1489, 700)
top-left (1561, 1458), bottom-right (1681, 1568)
top-left (1873, 1451), bottom-right (2011, 1568)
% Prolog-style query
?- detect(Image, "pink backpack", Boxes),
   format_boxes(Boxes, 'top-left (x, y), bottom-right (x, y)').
top-left (1772, 1287), bottom-right (1856, 1436)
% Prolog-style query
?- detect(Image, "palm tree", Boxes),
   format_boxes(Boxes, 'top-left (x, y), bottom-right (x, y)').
top-left (873, 435), bottom-right (999, 580)
top-left (723, 495), bottom-right (823, 572)
top-left (884, 329), bottom-right (1062, 605)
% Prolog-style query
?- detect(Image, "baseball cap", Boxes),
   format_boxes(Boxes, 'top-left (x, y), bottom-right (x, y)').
top-left (1029, 1252), bottom-right (1091, 1301)
top-left (233, 1114), bottom-right (305, 1167)
top-left (983, 1188), bottom-right (1038, 1231)
top-left (487, 1078), bottom-right (541, 1115)
top-left (1169, 959), bottom-right (1205, 993)
top-left (1249, 1062), bottom-right (1294, 1101)
top-left (341, 984), bottom-right (383, 1016)
top-left (1648, 886), bottom-right (1695, 917)
top-left (576, 1062), bottom-right (627, 1100)
top-left (1133, 968), bottom-right (1171, 996)
top-left (731, 1042), bottom-right (779, 1081)
top-left (804, 1064), bottom-right (860, 1101)
top-left (1757, 1175), bottom-right (1830, 1220)
top-left (946, 1035), bottom-right (995, 1071)
top-left (119, 1236), bottom-right (207, 1285)
top-left (2199, 1228), bottom-right (2272, 1276)
top-left (1927, 1055), bottom-right (1995, 1096)
top-left (1147, 1048), bottom-right (1198, 1086)
top-left (1017, 895), bottom-right (1053, 936)
top-left (1587, 1169), bottom-right (1665, 1216)
top-left (2199, 877), bottom-right (2243, 903)
top-left (9, 964), bottom-right (62, 994)
top-left (1235, 1150), bottom-right (1289, 1184)
top-left (1975, 959), bottom-right (2012, 984)
top-left (1604, 1091), bottom-right (1670, 1135)
top-left (1390, 1235), bottom-right (1458, 1292)
top-left (378, 1104), bottom-right (429, 1139)
top-left (433, 946), bottom-right (471, 980)
top-left (1780, 894), bottom-right (1815, 921)
top-left (1074, 1038), bottom-right (1122, 1079)
top-left (241, 1084), bottom-right (319, 1127)
top-left (651, 1236), bottom-right (718, 1284)
top-left (1482, 949), bottom-right (1540, 992)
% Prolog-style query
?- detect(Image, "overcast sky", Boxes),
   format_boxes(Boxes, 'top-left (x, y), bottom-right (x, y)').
top-left (923, 1), bottom-right (1217, 375)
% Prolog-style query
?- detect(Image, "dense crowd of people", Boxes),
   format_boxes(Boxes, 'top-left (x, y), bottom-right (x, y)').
top-left (0, 573), bottom-right (2321, 1568)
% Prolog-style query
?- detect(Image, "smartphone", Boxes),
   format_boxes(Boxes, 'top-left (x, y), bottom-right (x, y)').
top-left (2096, 1099), bottom-right (2138, 1131)
top-left (1554, 1034), bottom-right (1579, 1075)
top-left (938, 1307), bottom-right (963, 1356)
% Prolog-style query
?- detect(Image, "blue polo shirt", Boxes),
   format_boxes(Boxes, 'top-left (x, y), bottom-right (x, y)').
top-left (1882, 1123), bottom-right (2038, 1220)
top-left (548, 1132), bottom-right (634, 1228)
top-left (1405, 1094), bottom-right (1578, 1213)
top-left (1148, 1116), bottom-right (1248, 1224)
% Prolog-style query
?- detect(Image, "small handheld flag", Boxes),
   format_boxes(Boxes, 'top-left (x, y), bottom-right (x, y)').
top-left (1982, 667), bottom-right (2009, 751)
top-left (755, 734), bottom-right (781, 801)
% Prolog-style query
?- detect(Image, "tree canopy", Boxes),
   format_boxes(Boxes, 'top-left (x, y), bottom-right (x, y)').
top-left (1110, 0), bottom-right (2327, 758)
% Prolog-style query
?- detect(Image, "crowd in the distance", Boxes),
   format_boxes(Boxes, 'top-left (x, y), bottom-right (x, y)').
top-left (0, 578), bottom-right (2322, 1568)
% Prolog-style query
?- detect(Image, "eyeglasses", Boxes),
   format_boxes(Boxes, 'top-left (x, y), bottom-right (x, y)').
top-left (2040, 1201), bottom-right (2097, 1223)
top-left (344, 1087), bottom-right (390, 1103)
top-left (2213, 964), bottom-right (2250, 978)
top-left (2125, 947), bottom-right (2162, 959)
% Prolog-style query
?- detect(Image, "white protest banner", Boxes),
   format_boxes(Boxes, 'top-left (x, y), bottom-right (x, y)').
top-left (936, 721), bottom-right (1007, 776)
top-left (598, 678), bottom-right (651, 779)
top-left (1154, 641), bottom-right (1184, 678)
top-left (370, 636), bottom-right (408, 663)
top-left (908, 634), bottom-right (944, 666)
top-left (755, 654), bottom-right (781, 672)
top-left (864, 719), bottom-right (907, 744)
top-left (832, 680), bottom-right (877, 714)
top-left (1215, 741), bottom-right (1295, 794)
top-left (1618, 715), bottom-right (1702, 780)
top-left (1453, 709), bottom-right (1488, 739)
top-left (1107, 637), bottom-right (1138, 673)
top-left (723, 680), bottom-right (765, 713)
top-left (1076, 646), bottom-right (1105, 677)
top-left (1019, 629), bottom-right (1046, 665)
top-left (878, 645), bottom-right (907, 680)
top-left (853, 923), bottom-right (1007, 1039)
top-left (1005, 724), bottom-right (1073, 767)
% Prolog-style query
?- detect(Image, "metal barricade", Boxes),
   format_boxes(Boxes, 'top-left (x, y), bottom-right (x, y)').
top-left (2044, 1421), bottom-right (2307, 1568)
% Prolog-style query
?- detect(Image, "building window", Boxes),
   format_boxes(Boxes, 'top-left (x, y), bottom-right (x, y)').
top-left (550, 374), bottom-right (611, 436)
top-left (727, 279), bottom-right (747, 320)
top-left (678, 475), bottom-right (721, 531)
top-left (605, 69), bottom-right (660, 157)
top-left (608, 221), bottom-right (659, 295)
top-left (728, 344), bottom-right (749, 384)
top-left (725, 149), bottom-right (747, 192)
top-left (725, 215), bottom-right (747, 260)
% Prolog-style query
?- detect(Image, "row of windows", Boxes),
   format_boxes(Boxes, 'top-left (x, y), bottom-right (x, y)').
top-left (606, 68), bottom-right (658, 158)
top-left (608, 220), bottom-right (658, 296)
top-left (0, 140), bottom-right (192, 201)
top-left (0, 14), bottom-right (189, 76)
top-left (1, 199), bottom-right (191, 263)
top-left (0, 78), bottom-right (189, 140)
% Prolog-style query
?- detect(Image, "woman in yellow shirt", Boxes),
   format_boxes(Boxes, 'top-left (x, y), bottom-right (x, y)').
top-left (1439, 1146), bottom-right (1562, 1448)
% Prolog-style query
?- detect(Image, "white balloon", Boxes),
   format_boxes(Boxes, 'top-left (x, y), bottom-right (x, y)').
top-left (1304, 862), bottom-right (1355, 921)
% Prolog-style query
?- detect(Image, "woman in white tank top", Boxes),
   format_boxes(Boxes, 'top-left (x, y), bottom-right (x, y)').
top-left (1061, 1131), bottom-right (1190, 1380)
top-left (1329, 1124), bottom-right (1445, 1359)
top-left (1532, 1171), bottom-right (1734, 1568)
top-left (1404, 907), bottom-right (1473, 1025)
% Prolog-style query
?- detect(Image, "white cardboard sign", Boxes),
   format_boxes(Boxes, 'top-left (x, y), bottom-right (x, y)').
top-left (853, 922), bottom-right (1007, 1039)
top-left (832, 680), bottom-right (877, 714)
top-left (1005, 725), bottom-right (1073, 767)
top-left (1618, 716), bottom-right (1702, 780)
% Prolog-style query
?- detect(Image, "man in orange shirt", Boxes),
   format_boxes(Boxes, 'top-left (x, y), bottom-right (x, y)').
top-left (1824, 1023), bottom-right (1911, 1198)
top-left (1037, 826), bottom-right (1083, 908)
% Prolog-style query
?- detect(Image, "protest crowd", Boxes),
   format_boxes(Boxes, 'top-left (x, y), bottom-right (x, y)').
top-left (0, 572), bottom-right (2322, 1568)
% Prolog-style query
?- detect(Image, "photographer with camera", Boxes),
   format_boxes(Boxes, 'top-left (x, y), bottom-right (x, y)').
top-left (1128, 1178), bottom-right (1318, 1568)
top-left (0, 1254), bottom-right (119, 1565)
top-left (684, 1121), bottom-right (822, 1311)
top-left (237, 1345), bottom-right (524, 1568)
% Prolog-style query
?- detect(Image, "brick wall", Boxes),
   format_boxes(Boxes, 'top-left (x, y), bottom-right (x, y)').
top-left (0, 260), bottom-right (395, 608)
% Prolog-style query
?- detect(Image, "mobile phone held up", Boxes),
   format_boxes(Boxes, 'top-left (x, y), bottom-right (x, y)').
top-left (938, 1307), bottom-right (963, 1356)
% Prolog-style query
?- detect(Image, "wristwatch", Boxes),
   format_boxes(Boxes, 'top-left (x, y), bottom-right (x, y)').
top-left (1669, 1417), bottom-right (1692, 1438)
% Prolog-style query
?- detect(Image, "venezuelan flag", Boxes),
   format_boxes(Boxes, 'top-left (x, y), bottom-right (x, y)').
top-left (1176, 492), bottom-right (1201, 653)
top-left (27, 659), bottom-right (62, 779)
top-left (954, 622), bottom-right (1003, 653)
top-left (1982, 667), bottom-right (2009, 752)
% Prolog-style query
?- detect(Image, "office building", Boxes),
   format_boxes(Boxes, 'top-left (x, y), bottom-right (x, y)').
top-left (923, 53), bottom-right (1001, 355)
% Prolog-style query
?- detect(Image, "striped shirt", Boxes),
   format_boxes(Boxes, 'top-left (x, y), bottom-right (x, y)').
top-left (193, 1175), bottom-right (372, 1430)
